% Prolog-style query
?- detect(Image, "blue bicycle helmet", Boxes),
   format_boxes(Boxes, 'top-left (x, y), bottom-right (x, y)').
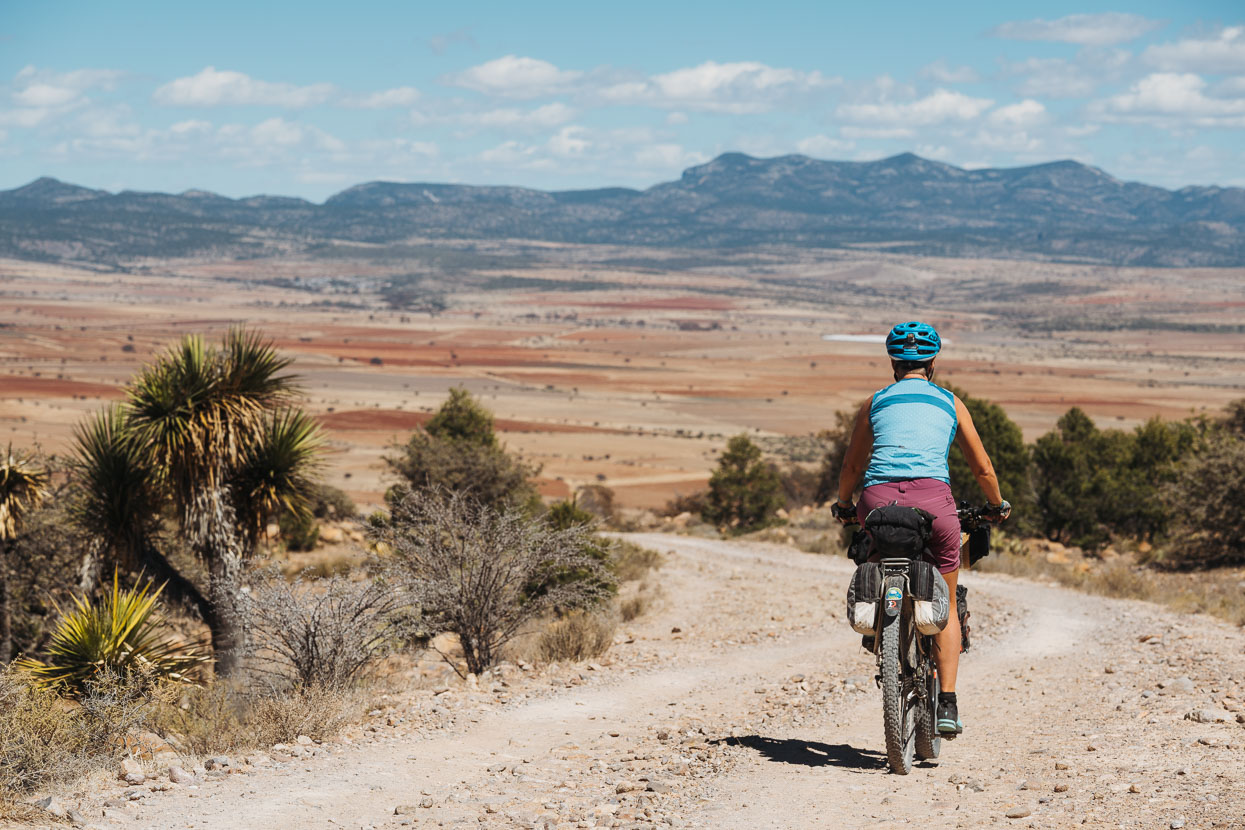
top-left (885, 321), bottom-right (941, 362)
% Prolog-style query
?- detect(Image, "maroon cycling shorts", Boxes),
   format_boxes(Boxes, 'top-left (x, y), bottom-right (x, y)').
top-left (857, 478), bottom-right (961, 574)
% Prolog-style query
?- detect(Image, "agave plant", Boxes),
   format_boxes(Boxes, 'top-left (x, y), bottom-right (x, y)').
top-left (0, 447), bottom-right (50, 663)
top-left (16, 573), bottom-right (207, 695)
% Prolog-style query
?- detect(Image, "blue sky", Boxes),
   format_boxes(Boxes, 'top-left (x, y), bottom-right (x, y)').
top-left (3, 1), bottom-right (1244, 199)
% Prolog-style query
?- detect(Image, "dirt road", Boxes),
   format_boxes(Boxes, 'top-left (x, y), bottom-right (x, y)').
top-left (71, 534), bottom-right (1245, 830)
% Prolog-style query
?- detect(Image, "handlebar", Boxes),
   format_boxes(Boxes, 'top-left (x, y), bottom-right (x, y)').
top-left (833, 501), bottom-right (1004, 530)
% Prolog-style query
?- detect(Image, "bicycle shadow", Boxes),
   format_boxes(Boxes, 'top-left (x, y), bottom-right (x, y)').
top-left (712, 736), bottom-right (886, 771)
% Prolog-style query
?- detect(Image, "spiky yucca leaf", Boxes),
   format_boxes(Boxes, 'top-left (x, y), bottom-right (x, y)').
top-left (233, 409), bottom-right (324, 549)
top-left (0, 446), bottom-right (50, 541)
top-left (16, 573), bottom-right (207, 695)
top-left (68, 406), bottom-right (161, 566)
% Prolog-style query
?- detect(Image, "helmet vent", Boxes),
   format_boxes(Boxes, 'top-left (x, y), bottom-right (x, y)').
top-left (905, 333), bottom-right (916, 346)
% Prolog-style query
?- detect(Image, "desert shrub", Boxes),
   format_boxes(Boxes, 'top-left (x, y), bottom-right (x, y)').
top-left (150, 681), bottom-right (363, 754)
top-left (536, 610), bottom-right (617, 663)
top-left (17, 575), bottom-right (207, 696)
top-left (4, 501), bottom-right (86, 659)
top-left (0, 667), bottom-right (163, 809)
top-left (813, 408), bottom-right (859, 504)
top-left (776, 463), bottom-right (820, 509)
top-left (243, 571), bottom-right (406, 690)
top-left (1161, 434), bottom-right (1245, 568)
top-left (309, 483), bottom-right (357, 520)
top-left (280, 509), bottom-right (320, 551)
top-left (373, 489), bottom-right (611, 676)
top-left (385, 387), bottom-right (540, 513)
top-left (574, 484), bottom-right (616, 524)
top-left (543, 499), bottom-right (616, 597)
top-left (1032, 408), bottom-right (1197, 551)
top-left (703, 434), bottom-right (783, 532)
top-left (664, 489), bottom-right (707, 517)
top-left (611, 540), bottom-right (662, 582)
top-left (619, 595), bottom-right (648, 623)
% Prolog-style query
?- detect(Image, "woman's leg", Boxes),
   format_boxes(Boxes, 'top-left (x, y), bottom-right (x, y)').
top-left (933, 567), bottom-right (960, 691)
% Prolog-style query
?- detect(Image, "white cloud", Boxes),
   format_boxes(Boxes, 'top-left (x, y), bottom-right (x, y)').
top-left (920, 60), bottom-right (979, 84)
top-left (989, 13), bottom-right (1163, 46)
top-left (600, 60), bottom-right (836, 113)
top-left (347, 86), bottom-right (421, 109)
top-left (795, 134), bottom-right (854, 157)
top-left (666, 111), bottom-right (688, 125)
top-left (154, 67), bottom-right (336, 108)
top-left (915, 144), bottom-right (952, 160)
top-left (837, 89), bottom-right (993, 126)
top-left (633, 143), bottom-right (706, 170)
top-left (443, 55), bottom-right (582, 99)
top-left (1003, 57), bottom-right (1098, 99)
top-left (1143, 26), bottom-right (1245, 74)
top-left (547, 126), bottom-right (589, 157)
top-left (170, 119), bottom-right (212, 135)
top-left (1091, 72), bottom-right (1245, 127)
top-left (4, 66), bottom-right (125, 127)
top-left (988, 99), bottom-right (1046, 128)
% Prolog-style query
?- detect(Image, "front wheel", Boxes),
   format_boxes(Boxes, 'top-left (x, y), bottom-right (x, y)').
top-left (914, 654), bottom-right (941, 761)
top-left (879, 591), bottom-right (915, 774)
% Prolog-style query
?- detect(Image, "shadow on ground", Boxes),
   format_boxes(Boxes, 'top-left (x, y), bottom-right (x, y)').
top-left (713, 736), bottom-right (886, 771)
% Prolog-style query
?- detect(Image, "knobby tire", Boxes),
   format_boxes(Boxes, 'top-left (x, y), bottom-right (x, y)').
top-left (880, 583), bottom-right (915, 774)
top-left (914, 652), bottom-right (941, 761)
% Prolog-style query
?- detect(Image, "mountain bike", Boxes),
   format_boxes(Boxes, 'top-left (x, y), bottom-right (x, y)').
top-left (845, 504), bottom-right (995, 774)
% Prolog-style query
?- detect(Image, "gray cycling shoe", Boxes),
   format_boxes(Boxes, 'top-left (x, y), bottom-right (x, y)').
top-left (936, 700), bottom-right (963, 734)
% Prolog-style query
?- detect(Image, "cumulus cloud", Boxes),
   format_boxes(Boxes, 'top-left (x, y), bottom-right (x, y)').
top-left (795, 134), bottom-right (854, 157)
top-left (1143, 26), bottom-right (1245, 74)
top-left (1091, 72), bottom-right (1245, 127)
top-left (547, 125), bottom-right (589, 157)
top-left (837, 89), bottom-right (993, 126)
top-left (601, 60), bottom-right (837, 113)
top-left (919, 60), bottom-right (979, 84)
top-left (988, 99), bottom-right (1047, 128)
top-left (4, 66), bottom-right (125, 127)
top-left (840, 126), bottom-right (915, 139)
top-left (456, 102), bottom-right (576, 129)
top-left (154, 67), bottom-right (336, 108)
top-left (443, 55), bottom-right (583, 99)
top-left (989, 13), bottom-right (1163, 46)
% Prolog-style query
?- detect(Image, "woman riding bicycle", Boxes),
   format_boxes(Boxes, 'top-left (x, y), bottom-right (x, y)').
top-left (832, 321), bottom-right (1010, 735)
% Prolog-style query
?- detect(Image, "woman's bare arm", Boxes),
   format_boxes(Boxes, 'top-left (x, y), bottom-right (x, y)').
top-left (953, 396), bottom-right (1003, 505)
top-left (836, 399), bottom-right (874, 505)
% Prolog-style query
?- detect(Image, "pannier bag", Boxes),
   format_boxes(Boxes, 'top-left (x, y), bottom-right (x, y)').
top-left (847, 528), bottom-right (872, 565)
top-left (846, 561), bottom-right (883, 635)
top-left (864, 503), bottom-right (936, 558)
top-left (908, 559), bottom-right (950, 635)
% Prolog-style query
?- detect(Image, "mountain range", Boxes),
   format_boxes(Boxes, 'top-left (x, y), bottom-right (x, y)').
top-left (2, 153), bottom-right (1243, 267)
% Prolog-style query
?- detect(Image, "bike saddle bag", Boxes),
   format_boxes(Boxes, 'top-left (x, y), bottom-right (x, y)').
top-left (846, 561), bottom-right (883, 636)
top-left (909, 559), bottom-right (950, 635)
top-left (864, 503), bottom-right (936, 558)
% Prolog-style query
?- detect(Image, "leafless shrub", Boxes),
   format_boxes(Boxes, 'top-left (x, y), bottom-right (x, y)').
top-left (373, 489), bottom-right (611, 676)
top-left (537, 610), bottom-right (616, 663)
top-left (619, 594), bottom-right (648, 623)
top-left (243, 571), bottom-right (407, 690)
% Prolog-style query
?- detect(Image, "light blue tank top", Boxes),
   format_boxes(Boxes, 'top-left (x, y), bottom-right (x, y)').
top-left (862, 378), bottom-right (958, 488)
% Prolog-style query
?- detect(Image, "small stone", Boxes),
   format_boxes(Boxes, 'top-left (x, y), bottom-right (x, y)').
top-left (244, 753), bottom-right (271, 766)
top-left (608, 731), bottom-right (620, 737)
top-left (1054, 762), bottom-right (1069, 771)
top-left (1170, 820), bottom-right (1186, 829)
top-left (1128, 783), bottom-right (1141, 794)
top-left (67, 808), bottom-right (88, 824)
top-left (296, 734), bottom-right (314, 746)
top-left (1005, 808), bottom-right (1032, 819)
top-left (394, 805), bottom-right (419, 815)
top-left (670, 627), bottom-right (682, 634)
top-left (616, 781), bottom-right (644, 794)
top-left (1104, 666), bottom-right (1116, 674)
top-left (118, 758), bottom-right (143, 780)
top-left (966, 779), bottom-right (986, 792)
top-left (656, 730), bottom-right (670, 741)
top-left (420, 797), bottom-right (434, 808)
top-left (790, 674), bottom-right (805, 683)
top-left (1176, 766), bottom-right (1190, 775)
top-left (1186, 709), bottom-right (1227, 723)
top-left (587, 663), bottom-right (604, 672)
top-left (123, 772), bottom-right (145, 785)
top-left (33, 796), bottom-right (67, 818)
top-left (205, 755), bottom-right (231, 770)
top-left (1159, 677), bottom-right (1194, 695)
top-left (1054, 784), bottom-right (1069, 793)
top-left (168, 766), bottom-right (197, 785)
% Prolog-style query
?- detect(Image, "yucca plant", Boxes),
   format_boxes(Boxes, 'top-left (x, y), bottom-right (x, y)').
top-left (232, 409), bottom-right (324, 555)
top-left (0, 447), bottom-right (50, 663)
top-left (16, 573), bottom-right (207, 695)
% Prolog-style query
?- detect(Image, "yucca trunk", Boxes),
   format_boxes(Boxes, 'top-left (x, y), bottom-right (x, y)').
top-left (188, 484), bottom-right (248, 677)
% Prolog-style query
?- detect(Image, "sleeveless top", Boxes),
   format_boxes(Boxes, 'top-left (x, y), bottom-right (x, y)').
top-left (862, 378), bottom-right (958, 488)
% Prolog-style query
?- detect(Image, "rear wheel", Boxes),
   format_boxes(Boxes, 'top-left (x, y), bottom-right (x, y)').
top-left (914, 653), bottom-right (941, 761)
top-left (879, 581), bottom-right (915, 774)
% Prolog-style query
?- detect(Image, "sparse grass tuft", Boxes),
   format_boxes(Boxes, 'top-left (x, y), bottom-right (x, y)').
top-left (536, 611), bottom-right (617, 664)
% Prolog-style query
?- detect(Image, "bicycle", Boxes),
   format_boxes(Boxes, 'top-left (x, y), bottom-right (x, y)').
top-left (843, 504), bottom-right (998, 774)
